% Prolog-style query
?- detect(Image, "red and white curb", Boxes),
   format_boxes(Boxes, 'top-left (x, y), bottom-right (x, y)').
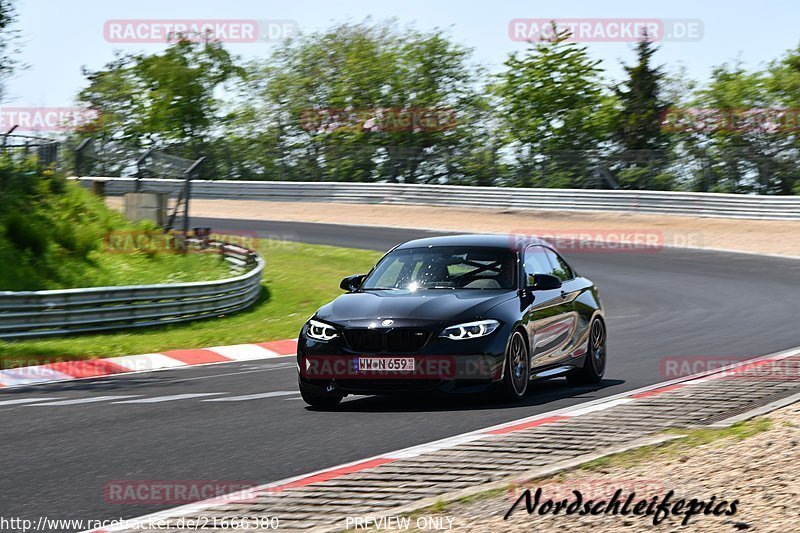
top-left (89, 345), bottom-right (800, 532)
top-left (0, 340), bottom-right (297, 389)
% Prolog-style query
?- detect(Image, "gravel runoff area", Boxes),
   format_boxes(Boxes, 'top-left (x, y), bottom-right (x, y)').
top-left (106, 197), bottom-right (800, 259)
top-left (419, 402), bottom-right (800, 533)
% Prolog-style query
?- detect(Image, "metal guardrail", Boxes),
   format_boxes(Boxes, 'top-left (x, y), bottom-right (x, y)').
top-left (0, 241), bottom-right (263, 339)
top-left (76, 177), bottom-right (800, 220)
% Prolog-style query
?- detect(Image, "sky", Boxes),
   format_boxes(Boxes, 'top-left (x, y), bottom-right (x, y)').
top-left (5, 0), bottom-right (800, 109)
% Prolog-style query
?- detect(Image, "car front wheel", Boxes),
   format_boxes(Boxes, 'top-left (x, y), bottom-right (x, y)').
top-left (498, 330), bottom-right (530, 401)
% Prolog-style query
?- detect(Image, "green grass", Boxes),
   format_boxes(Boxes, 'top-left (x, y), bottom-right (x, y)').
top-left (0, 247), bottom-right (233, 290)
top-left (63, 250), bottom-right (232, 286)
top-left (407, 487), bottom-right (510, 517)
top-left (0, 175), bottom-right (230, 290)
top-left (0, 240), bottom-right (381, 367)
top-left (579, 417), bottom-right (773, 470)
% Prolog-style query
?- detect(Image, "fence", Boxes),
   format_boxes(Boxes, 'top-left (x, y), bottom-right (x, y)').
top-left (0, 133), bottom-right (59, 169)
top-left (0, 240), bottom-right (263, 339)
top-left (76, 177), bottom-right (800, 220)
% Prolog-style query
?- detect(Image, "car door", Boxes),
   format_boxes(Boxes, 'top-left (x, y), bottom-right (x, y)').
top-left (544, 247), bottom-right (585, 364)
top-left (521, 245), bottom-right (575, 369)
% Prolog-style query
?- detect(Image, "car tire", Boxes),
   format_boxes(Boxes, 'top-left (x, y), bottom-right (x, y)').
top-left (498, 329), bottom-right (530, 401)
top-left (299, 381), bottom-right (344, 409)
top-left (566, 318), bottom-right (606, 385)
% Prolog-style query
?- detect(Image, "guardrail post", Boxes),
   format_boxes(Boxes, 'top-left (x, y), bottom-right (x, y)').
top-left (91, 179), bottom-right (106, 197)
top-left (181, 157), bottom-right (205, 252)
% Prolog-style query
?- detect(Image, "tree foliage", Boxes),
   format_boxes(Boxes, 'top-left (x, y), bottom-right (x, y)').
top-left (76, 38), bottom-right (242, 178)
top-left (609, 38), bottom-right (676, 190)
top-left (495, 26), bottom-right (610, 187)
top-left (64, 18), bottom-right (800, 195)
top-left (233, 21), bottom-right (487, 183)
top-left (0, 0), bottom-right (19, 102)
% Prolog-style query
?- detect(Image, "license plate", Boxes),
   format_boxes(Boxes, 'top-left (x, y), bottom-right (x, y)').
top-left (357, 357), bottom-right (415, 372)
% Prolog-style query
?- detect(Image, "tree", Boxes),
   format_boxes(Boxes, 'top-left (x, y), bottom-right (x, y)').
top-left (495, 24), bottom-right (610, 188)
top-left (0, 0), bottom-right (20, 103)
top-left (75, 38), bottom-right (242, 178)
top-left (237, 20), bottom-right (486, 183)
top-left (610, 37), bottom-right (675, 190)
top-left (682, 60), bottom-right (796, 194)
top-left (766, 44), bottom-right (800, 194)
top-left (613, 38), bottom-right (670, 153)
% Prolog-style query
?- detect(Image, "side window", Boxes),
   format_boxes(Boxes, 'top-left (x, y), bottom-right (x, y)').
top-left (544, 249), bottom-right (574, 281)
top-left (523, 245), bottom-right (554, 285)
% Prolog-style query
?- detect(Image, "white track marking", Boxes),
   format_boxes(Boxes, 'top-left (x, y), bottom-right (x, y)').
top-left (385, 434), bottom-right (487, 460)
top-left (113, 393), bottom-right (226, 404)
top-left (0, 367), bottom-right (73, 386)
top-left (207, 344), bottom-right (280, 361)
top-left (564, 397), bottom-right (635, 416)
top-left (26, 395), bottom-right (142, 406)
top-left (682, 377), bottom-right (712, 385)
top-left (112, 353), bottom-right (187, 372)
top-left (0, 351), bottom-right (296, 390)
top-left (201, 391), bottom-right (298, 402)
top-left (0, 397), bottom-right (65, 406)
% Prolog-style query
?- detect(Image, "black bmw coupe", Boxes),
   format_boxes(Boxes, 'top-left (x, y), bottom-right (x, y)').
top-left (297, 234), bottom-right (606, 408)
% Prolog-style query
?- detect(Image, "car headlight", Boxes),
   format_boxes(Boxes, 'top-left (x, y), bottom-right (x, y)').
top-left (306, 319), bottom-right (338, 341)
top-left (440, 319), bottom-right (500, 340)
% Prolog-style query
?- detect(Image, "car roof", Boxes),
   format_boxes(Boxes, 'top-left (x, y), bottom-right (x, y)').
top-left (393, 233), bottom-right (553, 252)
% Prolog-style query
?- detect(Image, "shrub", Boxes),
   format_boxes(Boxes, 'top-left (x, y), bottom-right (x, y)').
top-left (4, 212), bottom-right (50, 257)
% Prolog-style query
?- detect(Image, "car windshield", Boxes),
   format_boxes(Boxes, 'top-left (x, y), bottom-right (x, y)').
top-left (362, 246), bottom-right (517, 290)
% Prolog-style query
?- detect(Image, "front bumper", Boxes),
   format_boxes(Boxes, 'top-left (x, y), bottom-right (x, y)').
top-left (296, 327), bottom-right (509, 395)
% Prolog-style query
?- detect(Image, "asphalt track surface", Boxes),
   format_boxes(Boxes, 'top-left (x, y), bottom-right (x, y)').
top-left (2, 217), bottom-right (800, 528)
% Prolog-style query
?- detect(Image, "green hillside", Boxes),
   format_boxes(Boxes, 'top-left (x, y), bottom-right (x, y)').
top-left (0, 159), bottom-right (229, 291)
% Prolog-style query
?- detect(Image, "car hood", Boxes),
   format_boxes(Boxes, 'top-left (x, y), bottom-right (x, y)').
top-left (315, 289), bottom-right (516, 328)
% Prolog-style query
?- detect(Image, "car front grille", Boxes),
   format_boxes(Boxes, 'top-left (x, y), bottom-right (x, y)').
top-left (387, 329), bottom-right (430, 352)
top-left (343, 329), bottom-right (383, 352)
top-left (343, 328), bottom-right (431, 353)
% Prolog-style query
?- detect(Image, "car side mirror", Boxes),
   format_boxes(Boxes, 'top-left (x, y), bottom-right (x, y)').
top-left (340, 274), bottom-right (366, 292)
top-left (526, 273), bottom-right (562, 292)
